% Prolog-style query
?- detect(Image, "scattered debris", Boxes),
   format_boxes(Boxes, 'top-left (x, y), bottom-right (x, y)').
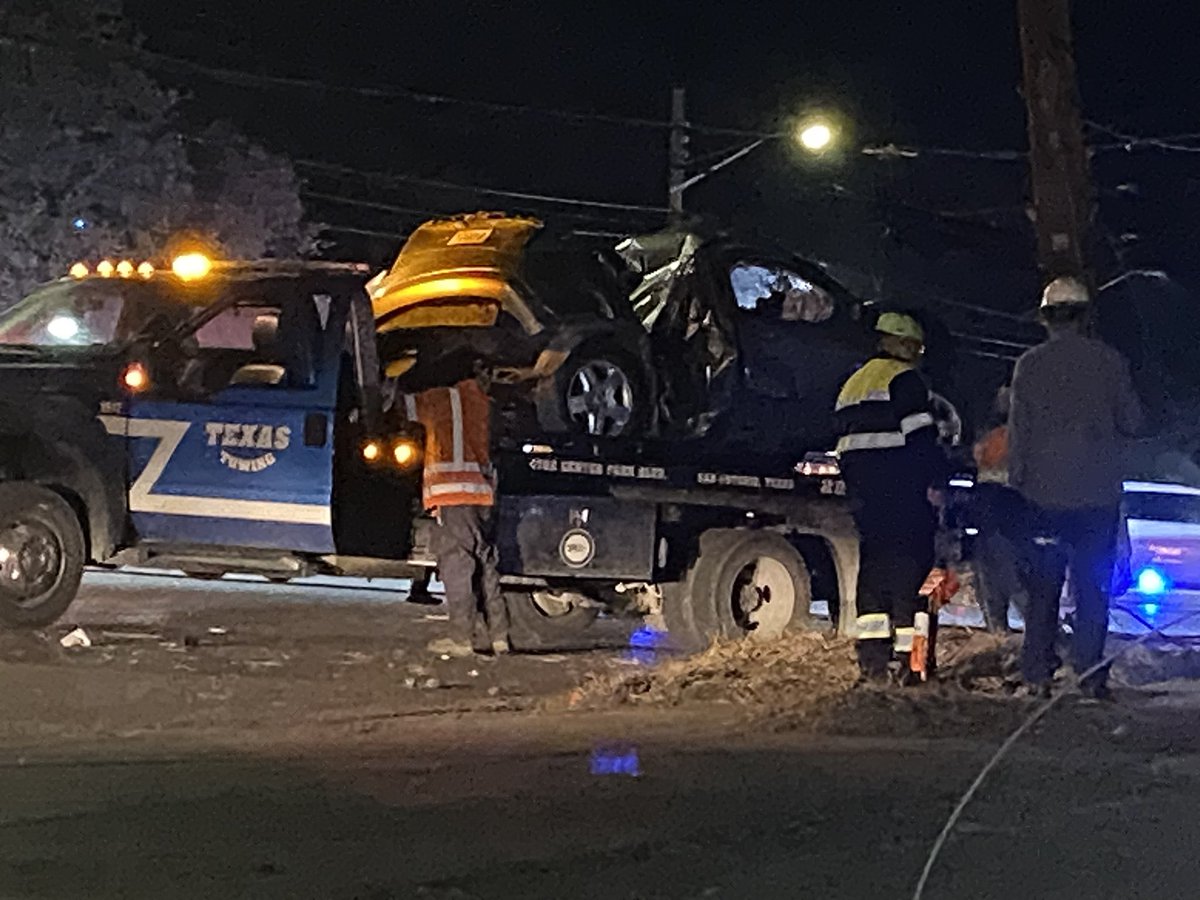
top-left (208, 626), bottom-right (228, 636)
top-left (566, 629), bottom-right (1040, 734)
top-left (98, 630), bottom-right (160, 643)
top-left (570, 632), bottom-right (858, 720)
top-left (467, 669), bottom-right (480, 678)
top-left (59, 628), bottom-right (92, 649)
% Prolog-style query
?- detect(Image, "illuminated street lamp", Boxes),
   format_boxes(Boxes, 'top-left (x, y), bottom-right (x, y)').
top-left (671, 114), bottom-right (841, 203)
top-left (796, 118), bottom-right (836, 153)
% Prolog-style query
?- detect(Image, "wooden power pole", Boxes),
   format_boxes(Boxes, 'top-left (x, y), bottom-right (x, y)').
top-left (1016, 0), bottom-right (1095, 285)
top-left (668, 87), bottom-right (689, 225)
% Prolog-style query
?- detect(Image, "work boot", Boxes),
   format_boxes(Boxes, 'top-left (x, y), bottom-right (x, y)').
top-left (896, 667), bottom-right (929, 688)
top-left (407, 581), bottom-right (440, 606)
top-left (855, 641), bottom-right (891, 685)
top-left (1078, 681), bottom-right (1114, 704)
top-left (1016, 681), bottom-right (1052, 701)
top-left (491, 637), bottom-right (511, 656)
top-left (427, 637), bottom-right (475, 658)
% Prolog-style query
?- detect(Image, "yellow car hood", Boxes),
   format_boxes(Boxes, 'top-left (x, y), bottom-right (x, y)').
top-left (369, 213), bottom-right (545, 334)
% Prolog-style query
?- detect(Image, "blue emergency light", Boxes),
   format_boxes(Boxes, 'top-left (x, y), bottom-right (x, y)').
top-left (1136, 567), bottom-right (1168, 597)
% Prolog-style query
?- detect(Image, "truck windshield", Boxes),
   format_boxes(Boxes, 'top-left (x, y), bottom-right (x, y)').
top-left (0, 281), bottom-right (185, 349)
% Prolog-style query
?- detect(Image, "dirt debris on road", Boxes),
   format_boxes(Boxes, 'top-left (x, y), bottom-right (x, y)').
top-left (568, 631), bottom-right (859, 715)
top-left (565, 628), bottom-right (1091, 737)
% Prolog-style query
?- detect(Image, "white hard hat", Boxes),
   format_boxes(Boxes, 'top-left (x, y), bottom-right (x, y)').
top-left (1040, 276), bottom-right (1090, 308)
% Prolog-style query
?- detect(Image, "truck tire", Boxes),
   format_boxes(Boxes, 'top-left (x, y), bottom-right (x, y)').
top-left (0, 484), bottom-right (85, 629)
top-left (664, 529), bottom-right (815, 651)
top-left (506, 589), bottom-right (600, 651)
top-left (536, 340), bottom-right (650, 440)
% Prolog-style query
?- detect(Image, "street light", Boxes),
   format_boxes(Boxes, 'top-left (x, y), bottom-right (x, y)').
top-left (671, 115), bottom-right (841, 202)
top-left (796, 118), bottom-right (835, 153)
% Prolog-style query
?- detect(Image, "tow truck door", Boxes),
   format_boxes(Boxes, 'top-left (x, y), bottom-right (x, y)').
top-left (123, 288), bottom-right (342, 553)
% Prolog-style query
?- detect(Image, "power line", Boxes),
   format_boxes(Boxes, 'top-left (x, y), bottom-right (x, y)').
top-left (1086, 119), bottom-right (1200, 155)
top-left (22, 33), bottom-right (1200, 167)
top-left (320, 223), bottom-right (410, 240)
top-left (124, 42), bottom-right (1200, 153)
top-left (302, 191), bottom-right (448, 219)
top-left (297, 159), bottom-right (669, 214)
top-left (862, 143), bottom-right (1025, 162)
top-left (302, 188), bottom-right (660, 235)
top-left (126, 44), bottom-right (772, 139)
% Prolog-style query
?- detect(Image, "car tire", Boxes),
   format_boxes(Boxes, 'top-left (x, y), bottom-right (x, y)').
top-left (0, 483), bottom-right (85, 629)
top-left (536, 340), bottom-right (650, 439)
top-left (663, 529), bottom-right (815, 651)
top-left (505, 589), bottom-right (600, 651)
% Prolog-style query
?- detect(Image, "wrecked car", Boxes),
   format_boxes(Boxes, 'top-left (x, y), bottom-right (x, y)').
top-left (368, 213), bottom-right (935, 460)
top-left (368, 214), bottom-right (654, 439)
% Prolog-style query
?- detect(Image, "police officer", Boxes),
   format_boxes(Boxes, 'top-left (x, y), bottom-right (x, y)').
top-left (834, 313), bottom-right (946, 681)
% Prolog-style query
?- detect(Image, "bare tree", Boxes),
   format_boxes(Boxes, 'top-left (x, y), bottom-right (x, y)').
top-left (0, 0), bottom-right (319, 301)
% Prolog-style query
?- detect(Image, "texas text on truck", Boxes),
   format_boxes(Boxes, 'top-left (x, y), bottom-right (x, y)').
top-left (0, 216), bottom-right (956, 647)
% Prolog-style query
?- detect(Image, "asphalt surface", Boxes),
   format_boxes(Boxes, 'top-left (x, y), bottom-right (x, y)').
top-left (0, 572), bottom-right (1198, 899)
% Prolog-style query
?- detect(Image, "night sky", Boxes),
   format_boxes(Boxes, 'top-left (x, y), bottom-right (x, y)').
top-left (124, 1), bottom-right (1200, 298)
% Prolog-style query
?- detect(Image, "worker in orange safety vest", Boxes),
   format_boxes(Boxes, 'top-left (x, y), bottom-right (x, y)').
top-left (402, 376), bottom-right (510, 658)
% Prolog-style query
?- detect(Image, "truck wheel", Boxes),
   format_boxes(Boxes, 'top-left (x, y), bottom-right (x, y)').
top-left (665, 530), bottom-right (814, 650)
top-left (0, 484), bottom-right (85, 628)
top-left (537, 341), bottom-right (650, 439)
top-left (506, 589), bottom-right (600, 651)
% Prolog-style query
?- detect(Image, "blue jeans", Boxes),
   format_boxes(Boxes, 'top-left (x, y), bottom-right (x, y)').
top-left (1019, 505), bottom-right (1118, 688)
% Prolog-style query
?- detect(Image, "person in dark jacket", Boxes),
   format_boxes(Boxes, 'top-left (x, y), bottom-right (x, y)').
top-left (1009, 276), bottom-right (1143, 700)
top-left (834, 312), bottom-right (947, 681)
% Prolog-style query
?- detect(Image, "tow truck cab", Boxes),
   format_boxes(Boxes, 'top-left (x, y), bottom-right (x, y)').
top-left (0, 259), bottom-right (435, 624)
top-left (0, 254), bottom-right (862, 649)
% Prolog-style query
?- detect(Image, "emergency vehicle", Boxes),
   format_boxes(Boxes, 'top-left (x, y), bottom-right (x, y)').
top-left (0, 246), bottom-right (863, 648)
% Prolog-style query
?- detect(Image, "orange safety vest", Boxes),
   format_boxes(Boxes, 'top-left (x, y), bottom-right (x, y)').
top-left (404, 379), bottom-right (495, 510)
top-left (973, 424), bottom-right (1009, 484)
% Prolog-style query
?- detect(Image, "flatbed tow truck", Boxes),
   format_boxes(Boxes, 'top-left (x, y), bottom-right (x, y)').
top-left (0, 250), bottom-right (861, 649)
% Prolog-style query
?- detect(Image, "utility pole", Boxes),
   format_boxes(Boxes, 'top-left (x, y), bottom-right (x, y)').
top-left (1017, 0), bottom-right (1096, 286)
top-left (668, 87), bottom-right (689, 225)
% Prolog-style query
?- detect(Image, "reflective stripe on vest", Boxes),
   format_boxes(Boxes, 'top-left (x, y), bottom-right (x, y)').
top-left (900, 412), bottom-right (934, 434)
top-left (836, 431), bottom-right (907, 453)
top-left (835, 357), bottom-right (925, 455)
top-left (410, 381), bottom-right (494, 509)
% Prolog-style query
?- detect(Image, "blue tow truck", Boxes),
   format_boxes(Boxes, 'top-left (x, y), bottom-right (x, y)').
top-left (0, 250), bottom-right (863, 648)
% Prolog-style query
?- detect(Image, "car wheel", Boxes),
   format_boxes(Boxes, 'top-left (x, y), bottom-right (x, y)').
top-left (0, 484), bottom-right (85, 629)
top-left (505, 589), bottom-right (600, 651)
top-left (663, 529), bottom-right (815, 651)
top-left (538, 341), bottom-right (650, 439)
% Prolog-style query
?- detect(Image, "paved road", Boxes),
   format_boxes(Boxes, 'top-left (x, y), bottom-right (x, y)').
top-left (0, 573), bottom-right (1196, 898)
